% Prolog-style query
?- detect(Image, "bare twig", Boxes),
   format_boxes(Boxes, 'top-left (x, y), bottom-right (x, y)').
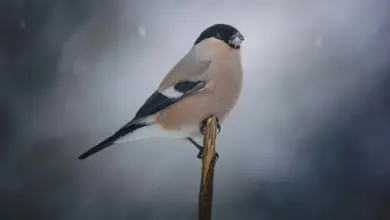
top-left (198, 116), bottom-right (218, 220)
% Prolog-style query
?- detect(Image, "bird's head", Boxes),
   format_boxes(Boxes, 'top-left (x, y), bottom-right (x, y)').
top-left (194, 24), bottom-right (245, 49)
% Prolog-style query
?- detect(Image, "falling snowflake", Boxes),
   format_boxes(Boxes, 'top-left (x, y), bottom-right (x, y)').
top-left (19, 21), bottom-right (25, 30)
top-left (138, 26), bottom-right (146, 37)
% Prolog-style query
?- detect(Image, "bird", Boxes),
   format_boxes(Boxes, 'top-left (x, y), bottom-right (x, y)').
top-left (78, 23), bottom-right (245, 160)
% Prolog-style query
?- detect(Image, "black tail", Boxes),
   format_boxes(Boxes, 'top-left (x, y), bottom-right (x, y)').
top-left (78, 123), bottom-right (147, 160)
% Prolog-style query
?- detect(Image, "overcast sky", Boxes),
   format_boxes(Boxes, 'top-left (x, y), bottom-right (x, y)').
top-left (1, 0), bottom-right (390, 219)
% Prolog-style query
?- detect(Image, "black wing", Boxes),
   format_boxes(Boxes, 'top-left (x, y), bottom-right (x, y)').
top-left (78, 79), bottom-right (208, 160)
top-left (133, 80), bottom-right (207, 120)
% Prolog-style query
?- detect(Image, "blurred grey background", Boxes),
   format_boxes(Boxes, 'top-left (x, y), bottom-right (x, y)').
top-left (1, 0), bottom-right (390, 219)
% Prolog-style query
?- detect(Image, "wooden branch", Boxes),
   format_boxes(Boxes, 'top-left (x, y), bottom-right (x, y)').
top-left (198, 116), bottom-right (218, 220)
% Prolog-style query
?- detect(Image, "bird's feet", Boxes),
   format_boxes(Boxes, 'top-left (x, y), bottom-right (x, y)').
top-left (197, 148), bottom-right (219, 162)
top-left (197, 116), bottom-right (221, 163)
top-left (199, 117), bottom-right (221, 135)
top-left (185, 137), bottom-right (219, 162)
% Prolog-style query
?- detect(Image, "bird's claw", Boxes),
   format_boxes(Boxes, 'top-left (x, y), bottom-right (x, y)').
top-left (200, 117), bottom-right (221, 135)
top-left (213, 152), bottom-right (219, 163)
top-left (197, 149), bottom-right (219, 162)
top-left (197, 151), bottom-right (203, 159)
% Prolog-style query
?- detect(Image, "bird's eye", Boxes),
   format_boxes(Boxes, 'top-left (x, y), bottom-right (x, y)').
top-left (215, 33), bottom-right (221, 39)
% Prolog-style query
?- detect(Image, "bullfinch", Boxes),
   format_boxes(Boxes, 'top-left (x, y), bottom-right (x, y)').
top-left (78, 23), bottom-right (245, 160)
